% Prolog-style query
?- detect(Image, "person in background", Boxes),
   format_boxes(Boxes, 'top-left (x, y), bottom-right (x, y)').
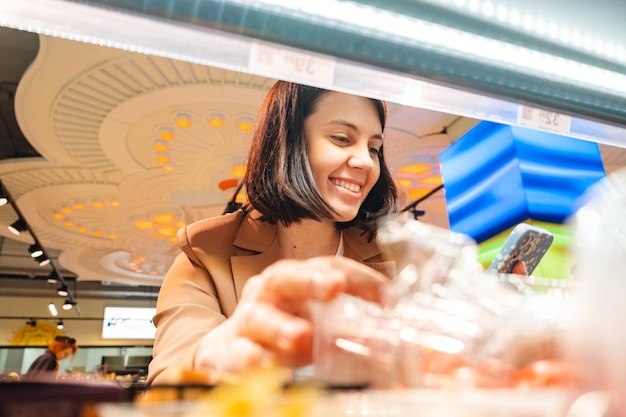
top-left (23, 335), bottom-right (78, 379)
top-left (148, 80), bottom-right (398, 385)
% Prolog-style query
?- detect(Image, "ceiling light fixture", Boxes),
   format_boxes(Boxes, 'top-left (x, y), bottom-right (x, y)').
top-left (159, 128), bottom-right (174, 141)
top-left (48, 301), bottom-right (58, 317)
top-left (63, 299), bottom-right (74, 311)
top-left (236, 117), bottom-right (254, 131)
top-left (57, 285), bottom-right (69, 297)
top-left (0, 181), bottom-right (80, 317)
top-left (152, 139), bottom-right (169, 152)
top-left (8, 219), bottom-right (27, 235)
top-left (0, 191), bottom-right (7, 206)
top-left (29, 244), bottom-right (44, 258)
top-left (47, 272), bottom-right (59, 284)
top-left (155, 152), bottom-right (170, 164)
top-left (230, 165), bottom-right (247, 178)
top-left (175, 113), bottom-right (191, 128)
top-left (36, 254), bottom-right (51, 267)
top-left (27, 319), bottom-right (36, 327)
top-left (57, 320), bottom-right (64, 330)
top-left (208, 113), bottom-right (225, 128)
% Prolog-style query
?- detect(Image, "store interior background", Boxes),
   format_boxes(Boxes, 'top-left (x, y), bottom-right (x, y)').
top-left (1, 1), bottom-right (626, 376)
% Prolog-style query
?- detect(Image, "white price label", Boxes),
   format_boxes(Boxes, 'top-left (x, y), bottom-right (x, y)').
top-left (517, 105), bottom-right (572, 135)
top-left (249, 42), bottom-right (335, 86)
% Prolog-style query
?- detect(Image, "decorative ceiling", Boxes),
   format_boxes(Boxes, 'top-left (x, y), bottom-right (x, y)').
top-left (0, 32), bottom-right (459, 288)
top-left (1, 25), bottom-right (626, 296)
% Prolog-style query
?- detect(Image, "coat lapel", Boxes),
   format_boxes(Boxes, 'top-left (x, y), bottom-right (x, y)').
top-left (230, 210), bottom-right (280, 301)
top-left (343, 228), bottom-right (396, 279)
top-left (231, 242), bottom-right (281, 301)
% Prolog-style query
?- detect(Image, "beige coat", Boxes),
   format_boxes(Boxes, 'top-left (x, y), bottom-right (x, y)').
top-left (148, 209), bottom-right (392, 385)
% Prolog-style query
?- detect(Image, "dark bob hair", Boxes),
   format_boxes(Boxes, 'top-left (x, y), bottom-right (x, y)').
top-left (244, 81), bottom-right (397, 235)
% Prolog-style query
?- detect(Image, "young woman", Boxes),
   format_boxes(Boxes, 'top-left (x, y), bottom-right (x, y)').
top-left (24, 336), bottom-right (78, 379)
top-left (147, 81), bottom-right (398, 385)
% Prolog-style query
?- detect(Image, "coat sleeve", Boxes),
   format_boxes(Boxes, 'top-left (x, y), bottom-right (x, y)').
top-left (147, 246), bottom-right (226, 385)
top-left (147, 213), bottom-right (246, 386)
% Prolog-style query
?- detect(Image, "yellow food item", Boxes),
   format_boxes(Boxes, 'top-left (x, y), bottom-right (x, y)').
top-left (187, 367), bottom-right (317, 417)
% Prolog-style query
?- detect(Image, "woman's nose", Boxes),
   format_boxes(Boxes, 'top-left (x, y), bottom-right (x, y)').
top-left (348, 145), bottom-right (374, 170)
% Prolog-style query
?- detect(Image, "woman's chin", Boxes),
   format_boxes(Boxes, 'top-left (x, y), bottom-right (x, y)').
top-left (332, 212), bottom-right (359, 223)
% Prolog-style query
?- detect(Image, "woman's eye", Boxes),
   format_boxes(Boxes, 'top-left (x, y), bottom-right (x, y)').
top-left (331, 135), bottom-right (349, 144)
top-left (369, 147), bottom-right (381, 156)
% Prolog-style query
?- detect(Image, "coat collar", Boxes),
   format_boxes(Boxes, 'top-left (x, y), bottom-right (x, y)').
top-left (230, 210), bottom-right (390, 300)
top-left (232, 210), bottom-right (384, 260)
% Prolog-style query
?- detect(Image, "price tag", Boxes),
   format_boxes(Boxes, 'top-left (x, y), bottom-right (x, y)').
top-left (517, 105), bottom-right (572, 135)
top-left (249, 42), bottom-right (335, 86)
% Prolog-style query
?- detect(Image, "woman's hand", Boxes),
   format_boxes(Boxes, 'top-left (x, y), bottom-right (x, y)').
top-left (193, 256), bottom-right (391, 375)
top-left (511, 261), bottom-right (528, 275)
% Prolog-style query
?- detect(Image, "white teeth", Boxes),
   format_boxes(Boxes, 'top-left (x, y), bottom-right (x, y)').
top-left (332, 179), bottom-right (361, 192)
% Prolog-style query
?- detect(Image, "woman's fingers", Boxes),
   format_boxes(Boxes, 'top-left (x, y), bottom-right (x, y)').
top-left (511, 261), bottom-right (528, 275)
top-left (247, 256), bottom-right (390, 304)
top-left (230, 256), bottom-right (390, 368)
top-left (236, 302), bottom-right (313, 367)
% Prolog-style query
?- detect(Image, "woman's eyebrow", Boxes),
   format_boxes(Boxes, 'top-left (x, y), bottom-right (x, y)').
top-left (326, 119), bottom-right (383, 140)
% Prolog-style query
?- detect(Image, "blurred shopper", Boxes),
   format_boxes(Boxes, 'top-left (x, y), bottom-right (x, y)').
top-left (24, 336), bottom-right (78, 379)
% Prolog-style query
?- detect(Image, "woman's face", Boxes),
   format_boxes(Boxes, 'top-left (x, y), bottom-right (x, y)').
top-left (304, 92), bottom-right (383, 222)
top-left (58, 347), bottom-right (73, 360)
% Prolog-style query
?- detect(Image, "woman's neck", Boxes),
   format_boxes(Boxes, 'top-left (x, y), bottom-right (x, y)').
top-left (276, 219), bottom-right (341, 259)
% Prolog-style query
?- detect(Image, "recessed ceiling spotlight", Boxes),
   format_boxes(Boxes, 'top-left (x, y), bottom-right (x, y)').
top-left (159, 128), bottom-right (175, 141)
top-left (236, 117), bottom-right (254, 131)
top-left (134, 219), bottom-right (154, 230)
top-left (155, 152), bottom-right (170, 164)
top-left (208, 113), bottom-right (225, 128)
top-left (230, 164), bottom-right (247, 178)
top-left (395, 178), bottom-right (414, 188)
top-left (152, 139), bottom-right (169, 152)
top-left (175, 113), bottom-right (191, 128)
top-left (153, 213), bottom-right (177, 224)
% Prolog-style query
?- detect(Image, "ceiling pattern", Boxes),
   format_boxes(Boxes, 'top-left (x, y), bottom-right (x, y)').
top-left (0, 34), bottom-right (456, 286)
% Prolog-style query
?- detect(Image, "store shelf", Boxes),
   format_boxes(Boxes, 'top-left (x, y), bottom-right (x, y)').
top-left (1, 0), bottom-right (626, 146)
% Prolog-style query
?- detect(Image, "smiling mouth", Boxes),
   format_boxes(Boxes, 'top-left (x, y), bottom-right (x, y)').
top-left (331, 179), bottom-right (362, 193)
